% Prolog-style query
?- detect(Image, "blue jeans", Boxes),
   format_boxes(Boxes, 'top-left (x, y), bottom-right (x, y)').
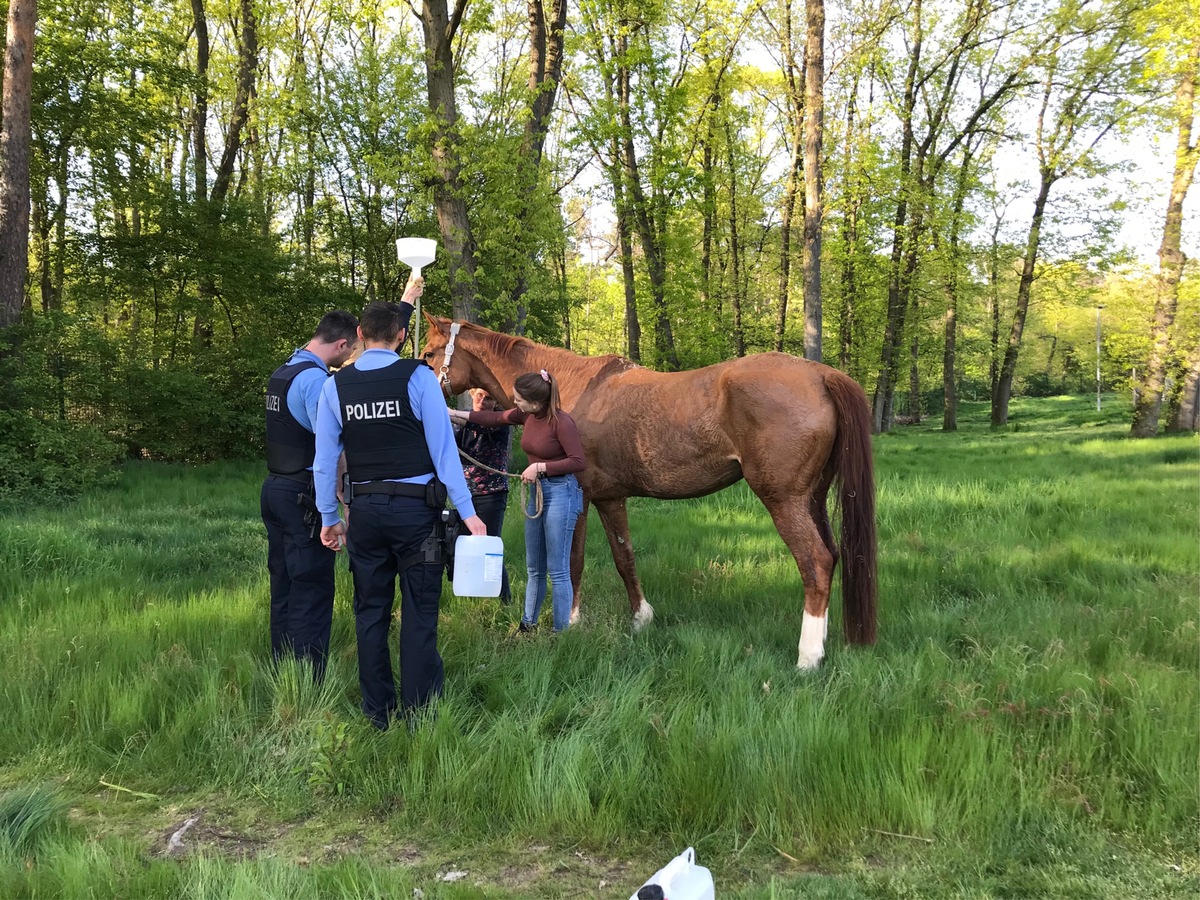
top-left (523, 473), bottom-right (584, 631)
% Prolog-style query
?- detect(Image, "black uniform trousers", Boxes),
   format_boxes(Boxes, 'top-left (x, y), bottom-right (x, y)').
top-left (469, 491), bottom-right (512, 604)
top-left (346, 493), bottom-right (443, 728)
top-left (260, 474), bottom-right (336, 680)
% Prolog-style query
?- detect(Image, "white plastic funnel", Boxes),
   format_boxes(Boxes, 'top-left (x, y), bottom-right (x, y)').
top-left (396, 237), bottom-right (437, 358)
top-left (395, 237), bottom-right (437, 278)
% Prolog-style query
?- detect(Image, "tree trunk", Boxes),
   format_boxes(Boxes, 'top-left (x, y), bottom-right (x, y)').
top-left (191, 0), bottom-right (212, 341)
top-left (510, 0), bottom-right (568, 331)
top-left (725, 118), bottom-right (745, 358)
top-left (992, 169), bottom-right (1055, 425)
top-left (702, 137), bottom-right (716, 320)
top-left (420, 0), bottom-right (480, 323)
top-left (775, 0), bottom-right (803, 354)
top-left (210, 0), bottom-right (255, 212)
top-left (1131, 39), bottom-right (1198, 437)
top-left (610, 151), bottom-right (640, 362)
top-left (838, 71), bottom-right (866, 372)
top-left (872, 0), bottom-right (921, 432)
top-left (906, 292), bottom-right (921, 422)
top-left (988, 211), bottom-right (1002, 397)
top-left (802, 0), bottom-right (824, 362)
top-left (0, 0), bottom-right (36, 329)
top-left (941, 147), bottom-right (973, 431)
top-left (193, 0), bottom-right (256, 343)
top-left (1166, 348), bottom-right (1200, 432)
top-left (617, 37), bottom-right (678, 370)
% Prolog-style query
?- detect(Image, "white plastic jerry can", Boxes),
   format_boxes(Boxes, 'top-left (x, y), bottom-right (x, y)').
top-left (451, 534), bottom-right (504, 597)
top-left (629, 847), bottom-right (715, 900)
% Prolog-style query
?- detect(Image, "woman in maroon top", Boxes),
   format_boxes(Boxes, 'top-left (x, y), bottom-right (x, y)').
top-left (449, 369), bottom-right (585, 631)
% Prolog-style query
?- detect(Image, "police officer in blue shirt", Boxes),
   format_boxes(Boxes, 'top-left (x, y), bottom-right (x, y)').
top-left (314, 289), bottom-right (486, 730)
top-left (262, 309), bottom-right (360, 681)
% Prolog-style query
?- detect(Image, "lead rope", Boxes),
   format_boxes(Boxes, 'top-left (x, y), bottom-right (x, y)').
top-left (457, 447), bottom-right (544, 520)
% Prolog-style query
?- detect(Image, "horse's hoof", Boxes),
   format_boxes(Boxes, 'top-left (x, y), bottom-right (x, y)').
top-left (569, 608), bottom-right (581, 626)
top-left (796, 652), bottom-right (824, 671)
top-left (631, 602), bottom-right (654, 631)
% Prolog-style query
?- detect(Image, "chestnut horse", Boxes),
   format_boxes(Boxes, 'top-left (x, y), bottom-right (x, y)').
top-left (421, 315), bottom-right (877, 668)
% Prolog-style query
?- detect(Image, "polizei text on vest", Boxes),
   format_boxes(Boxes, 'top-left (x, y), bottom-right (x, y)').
top-left (344, 400), bottom-right (407, 421)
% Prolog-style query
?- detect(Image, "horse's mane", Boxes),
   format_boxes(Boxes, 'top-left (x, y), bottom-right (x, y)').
top-left (478, 327), bottom-right (531, 360)
top-left (455, 320), bottom-right (633, 374)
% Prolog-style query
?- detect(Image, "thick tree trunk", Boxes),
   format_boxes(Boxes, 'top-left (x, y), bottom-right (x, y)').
top-left (1166, 348), bottom-right (1200, 432)
top-left (1132, 40), bottom-right (1198, 437)
top-left (802, 0), bottom-right (824, 362)
top-left (420, 0), bottom-right (480, 323)
top-left (992, 170), bottom-right (1054, 425)
top-left (0, 0), bottom-right (36, 329)
top-left (521, 0), bottom-right (567, 164)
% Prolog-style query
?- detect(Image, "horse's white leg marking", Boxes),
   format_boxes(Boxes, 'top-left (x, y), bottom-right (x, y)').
top-left (570, 606), bottom-right (581, 625)
top-left (796, 611), bottom-right (826, 670)
top-left (632, 598), bottom-right (654, 631)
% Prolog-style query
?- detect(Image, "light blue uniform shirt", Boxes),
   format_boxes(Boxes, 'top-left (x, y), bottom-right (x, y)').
top-left (284, 348), bottom-right (330, 434)
top-left (314, 348), bottom-right (476, 527)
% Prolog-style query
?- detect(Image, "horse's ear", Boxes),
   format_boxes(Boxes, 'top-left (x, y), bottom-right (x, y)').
top-left (422, 309), bottom-right (444, 331)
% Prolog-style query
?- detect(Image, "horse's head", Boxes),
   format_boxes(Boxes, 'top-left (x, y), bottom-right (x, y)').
top-left (419, 313), bottom-right (513, 405)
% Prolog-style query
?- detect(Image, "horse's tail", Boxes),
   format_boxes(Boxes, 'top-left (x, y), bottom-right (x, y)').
top-left (823, 370), bottom-right (878, 645)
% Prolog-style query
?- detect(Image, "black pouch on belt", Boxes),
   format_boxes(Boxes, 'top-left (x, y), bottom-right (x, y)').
top-left (424, 477), bottom-right (447, 509)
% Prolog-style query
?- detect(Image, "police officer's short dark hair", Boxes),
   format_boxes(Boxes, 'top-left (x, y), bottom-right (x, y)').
top-left (313, 310), bottom-right (359, 345)
top-left (359, 301), bottom-right (409, 344)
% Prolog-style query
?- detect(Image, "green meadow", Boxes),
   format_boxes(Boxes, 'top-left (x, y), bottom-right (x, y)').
top-left (1, 396), bottom-right (1196, 898)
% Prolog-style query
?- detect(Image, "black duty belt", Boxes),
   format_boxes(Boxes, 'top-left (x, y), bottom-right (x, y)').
top-left (268, 473), bottom-right (313, 489)
top-left (351, 480), bottom-right (429, 499)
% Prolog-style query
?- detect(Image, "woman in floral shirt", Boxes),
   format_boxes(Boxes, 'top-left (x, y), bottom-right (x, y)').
top-left (455, 388), bottom-right (512, 604)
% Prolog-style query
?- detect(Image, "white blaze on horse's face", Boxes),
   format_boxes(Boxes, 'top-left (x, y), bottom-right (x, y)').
top-left (797, 611), bottom-right (827, 670)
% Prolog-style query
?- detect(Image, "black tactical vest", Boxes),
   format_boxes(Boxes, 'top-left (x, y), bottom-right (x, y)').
top-left (334, 358), bottom-right (435, 482)
top-left (265, 359), bottom-right (324, 476)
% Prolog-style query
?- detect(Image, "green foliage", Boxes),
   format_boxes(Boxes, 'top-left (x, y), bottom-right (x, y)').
top-left (0, 321), bottom-right (123, 504)
top-left (11, 0), bottom-right (1191, 479)
top-left (295, 718), bottom-right (355, 798)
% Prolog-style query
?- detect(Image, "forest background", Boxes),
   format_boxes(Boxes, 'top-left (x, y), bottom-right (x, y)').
top-left (0, 0), bottom-right (1196, 498)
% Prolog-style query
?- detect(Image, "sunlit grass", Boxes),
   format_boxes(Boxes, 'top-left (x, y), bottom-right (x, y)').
top-left (0, 395), bottom-right (1196, 897)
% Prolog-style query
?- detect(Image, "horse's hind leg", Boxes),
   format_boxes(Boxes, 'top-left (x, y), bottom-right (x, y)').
top-left (569, 497), bottom-right (590, 625)
top-left (594, 498), bottom-right (654, 630)
top-left (759, 494), bottom-right (836, 670)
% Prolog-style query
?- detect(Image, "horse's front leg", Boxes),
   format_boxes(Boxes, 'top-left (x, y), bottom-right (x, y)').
top-left (569, 497), bottom-right (590, 625)
top-left (593, 498), bottom-right (654, 630)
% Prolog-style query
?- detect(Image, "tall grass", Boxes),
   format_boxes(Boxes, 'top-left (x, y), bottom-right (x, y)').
top-left (0, 397), bottom-right (1196, 897)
